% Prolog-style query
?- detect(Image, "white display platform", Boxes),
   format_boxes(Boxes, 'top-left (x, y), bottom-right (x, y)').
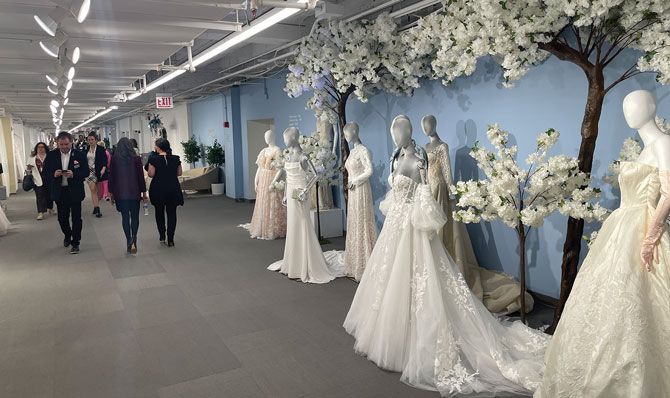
top-left (310, 208), bottom-right (344, 238)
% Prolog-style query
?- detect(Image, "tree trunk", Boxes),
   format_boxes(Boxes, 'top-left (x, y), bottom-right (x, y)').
top-left (548, 67), bottom-right (606, 334)
top-left (337, 88), bottom-right (353, 204)
top-left (517, 223), bottom-right (528, 324)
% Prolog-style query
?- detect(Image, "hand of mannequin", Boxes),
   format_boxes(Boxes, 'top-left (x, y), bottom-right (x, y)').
top-left (641, 171), bottom-right (670, 270)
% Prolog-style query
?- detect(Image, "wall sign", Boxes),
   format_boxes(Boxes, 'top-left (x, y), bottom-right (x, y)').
top-left (155, 93), bottom-right (173, 109)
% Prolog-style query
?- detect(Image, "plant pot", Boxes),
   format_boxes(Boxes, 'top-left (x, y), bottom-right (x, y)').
top-left (211, 183), bottom-right (225, 196)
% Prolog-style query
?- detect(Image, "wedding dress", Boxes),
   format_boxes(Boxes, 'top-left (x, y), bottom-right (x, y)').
top-left (0, 203), bottom-right (9, 236)
top-left (536, 161), bottom-right (670, 398)
top-left (268, 160), bottom-right (343, 283)
top-left (246, 147), bottom-right (286, 240)
top-left (343, 145), bottom-right (377, 281)
top-left (344, 174), bottom-right (548, 397)
top-left (427, 143), bottom-right (533, 314)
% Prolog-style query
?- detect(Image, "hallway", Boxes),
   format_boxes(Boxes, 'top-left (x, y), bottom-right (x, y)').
top-left (0, 192), bottom-right (438, 398)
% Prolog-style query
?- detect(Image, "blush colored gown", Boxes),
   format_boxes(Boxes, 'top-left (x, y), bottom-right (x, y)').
top-left (247, 147), bottom-right (286, 240)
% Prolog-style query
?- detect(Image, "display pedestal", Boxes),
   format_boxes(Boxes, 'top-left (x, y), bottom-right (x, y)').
top-left (310, 208), bottom-right (343, 238)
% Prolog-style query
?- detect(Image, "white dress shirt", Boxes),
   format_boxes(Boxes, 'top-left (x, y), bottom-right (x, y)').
top-left (60, 150), bottom-right (71, 186)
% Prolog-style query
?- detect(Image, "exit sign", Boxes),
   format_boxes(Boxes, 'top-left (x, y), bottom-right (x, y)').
top-left (156, 93), bottom-right (173, 109)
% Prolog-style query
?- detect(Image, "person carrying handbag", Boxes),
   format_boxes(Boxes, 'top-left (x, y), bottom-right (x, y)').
top-left (25, 142), bottom-right (54, 220)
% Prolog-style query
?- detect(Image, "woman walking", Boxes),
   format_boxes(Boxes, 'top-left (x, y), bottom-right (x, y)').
top-left (97, 140), bottom-right (112, 202)
top-left (26, 142), bottom-right (53, 220)
top-left (85, 132), bottom-right (108, 217)
top-left (147, 138), bottom-right (183, 246)
top-left (108, 137), bottom-right (147, 254)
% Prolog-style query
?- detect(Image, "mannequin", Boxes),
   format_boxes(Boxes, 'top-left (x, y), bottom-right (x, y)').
top-left (268, 127), bottom-right (342, 283)
top-left (341, 122), bottom-right (377, 281)
top-left (344, 115), bottom-right (548, 396)
top-left (536, 90), bottom-right (670, 398)
top-left (243, 129), bottom-right (286, 240)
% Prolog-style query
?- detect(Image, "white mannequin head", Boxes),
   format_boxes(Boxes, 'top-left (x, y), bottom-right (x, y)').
top-left (283, 127), bottom-right (300, 148)
top-left (264, 129), bottom-right (276, 146)
top-left (390, 115), bottom-right (413, 148)
top-left (421, 115), bottom-right (437, 137)
top-left (623, 90), bottom-right (657, 130)
top-left (343, 122), bottom-right (360, 143)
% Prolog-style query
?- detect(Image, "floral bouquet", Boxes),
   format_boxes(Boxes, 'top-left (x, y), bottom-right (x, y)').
top-left (269, 180), bottom-right (286, 192)
top-left (299, 133), bottom-right (340, 186)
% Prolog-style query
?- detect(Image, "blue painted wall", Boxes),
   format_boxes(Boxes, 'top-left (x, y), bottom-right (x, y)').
top-left (192, 51), bottom-right (670, 298)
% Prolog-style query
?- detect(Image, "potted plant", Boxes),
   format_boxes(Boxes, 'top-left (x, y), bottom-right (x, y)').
top-left (181, 136), bottom-right (201, 168)
top-left (206, 139), bottom-right (225, 195)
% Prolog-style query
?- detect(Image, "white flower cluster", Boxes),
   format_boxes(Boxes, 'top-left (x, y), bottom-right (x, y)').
top-left (583, 230), bottom-right (599, 248)
top-left (269, 180), bottom-right (286, 192)
top-left (452, 124), bottom-right (607, 229)
top-left (299, 134), bottom-right (340, 186)
top-left (656, 116), bottom-right (670, 133)
top-left (284, 13), bottom-right (422, 122)
top-left (603, 137), bottom-right (642, 186)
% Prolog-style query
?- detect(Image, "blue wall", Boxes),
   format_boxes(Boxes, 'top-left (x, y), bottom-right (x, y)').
top-left (192, 52), bottom-right (670, 298)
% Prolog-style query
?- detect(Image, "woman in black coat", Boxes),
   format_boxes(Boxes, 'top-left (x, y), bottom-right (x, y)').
top-left (147, 138), bottom-right (183, 246)
top-left (85, 132), bottom-right (108, 217)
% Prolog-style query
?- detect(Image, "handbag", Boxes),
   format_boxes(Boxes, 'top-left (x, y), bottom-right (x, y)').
top-left (22, 172), bottom-right (35, 192)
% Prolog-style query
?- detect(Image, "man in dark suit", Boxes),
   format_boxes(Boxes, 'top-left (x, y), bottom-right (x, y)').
top-left (44, 131), bottom-right (88, 254)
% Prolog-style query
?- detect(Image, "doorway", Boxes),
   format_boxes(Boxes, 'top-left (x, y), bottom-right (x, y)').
top-left (246, 118), bottom-right (275, 200)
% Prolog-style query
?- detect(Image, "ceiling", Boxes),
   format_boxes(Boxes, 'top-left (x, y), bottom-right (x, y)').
top-left (0, 0), bottom-right (438, 131)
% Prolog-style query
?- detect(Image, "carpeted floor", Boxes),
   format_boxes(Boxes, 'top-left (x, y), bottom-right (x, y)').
top-left (0, 190), bottom-right (546, 397)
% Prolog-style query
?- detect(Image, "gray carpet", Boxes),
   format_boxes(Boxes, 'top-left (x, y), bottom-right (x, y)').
top-left (0, 190), bottom-right (542, 397)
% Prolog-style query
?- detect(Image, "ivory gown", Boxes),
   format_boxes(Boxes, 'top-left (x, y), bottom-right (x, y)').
top-left (344, 174), bottom-right (549, 397)
top-left (536, 161), bottom-right (670, 398)
top-left (427, 142), bottom-right (533, 314)
top-left (0, 204), bottom-right (9, 236)
top-left (247, 147), bottom-right (286, 240)
top-left (343, 145), bottom-right (377, 281)
top-left (268, 160), bottom-right (343, 283)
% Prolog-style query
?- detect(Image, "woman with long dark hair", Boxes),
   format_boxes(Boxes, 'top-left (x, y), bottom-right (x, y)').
top-left (85, 132), bottom-right (108, 217)
top-left (109, 137), bottom-right (147, 254)
top-left (147, 138), bottom-right (183, 246)
top-left (26, 142), bottom-right (53, 220)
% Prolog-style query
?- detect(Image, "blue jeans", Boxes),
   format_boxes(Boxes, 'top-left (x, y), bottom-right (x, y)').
top-left (115, 200), bottom-right (140, 244)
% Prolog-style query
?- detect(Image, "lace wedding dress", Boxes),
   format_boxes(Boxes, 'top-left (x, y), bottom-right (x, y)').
top-left (427, 143), bottom-right (533, 314)
top-left (268, 160), bottom-right (343, 283)
top-left (0, 204), bottom-right (9, 236)
top-left (344, 174), bottom-right (548, 397)
top-left (343, 145), bottom-right (377, 281)
top-left (536, 162), bottom-right (670, 398)
top-left (245, 147), bottom-right (286, 240)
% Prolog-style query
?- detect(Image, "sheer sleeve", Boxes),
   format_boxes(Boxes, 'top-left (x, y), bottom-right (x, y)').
top-left (412, 184), bottom-right (447, 232)
top-left (256, 149), bottom-right (264, 166)
top-left (641, 171), bottom-right (670, 269)
top-left (352, 147), bottom-right (373, 186)
top-left (439, 144), bottom-right (454, 188)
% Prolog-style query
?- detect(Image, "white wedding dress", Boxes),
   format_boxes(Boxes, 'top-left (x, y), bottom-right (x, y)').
top-left (0, 203), bottom-right (9, 236)
top-left (268, 160), bottom-right (343, 283)
top-left (344, 174), bottom-right (549, 397)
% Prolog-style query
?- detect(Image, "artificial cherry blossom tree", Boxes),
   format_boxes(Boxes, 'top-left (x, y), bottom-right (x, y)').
top-left (452, 125), bottom-right (607, 322)
top-left (406, 0), bottom-right (670, 332)
top-left (285, 13), bottom-right (423, 199)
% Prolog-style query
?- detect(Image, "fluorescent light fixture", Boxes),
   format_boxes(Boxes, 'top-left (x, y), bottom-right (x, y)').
top-left (47, 85), bottom-right (58, 95)
top-left (46, 74), bottom-right (58, 86)
top-left (126, 92), bottom-right (142, 100)
top-left (67, 67), bottom-right (75, 80)
top-left (74, 0), bottom-right (91, 23)
top-left (39, 40), bottom-right (59, 58)
top-left (143, 69), bottom-right (186, 93)
top-left (34, 15), bottom-right (58, 36)
top-left (192, 8), bottom-right (300, 68)
top-left (51, 99), bottom-right (60, 108)
top-left (68, 105), bottom-right (118, 132)
top-left (66, 79), bottom-right (73, 90)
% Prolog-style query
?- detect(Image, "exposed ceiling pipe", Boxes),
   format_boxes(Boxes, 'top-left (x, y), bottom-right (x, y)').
top-left (345, 0), bottom-right (404, 22)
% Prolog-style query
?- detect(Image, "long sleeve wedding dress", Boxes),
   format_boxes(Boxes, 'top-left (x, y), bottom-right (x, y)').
top-left (344, 173), bottom-right (549, 397)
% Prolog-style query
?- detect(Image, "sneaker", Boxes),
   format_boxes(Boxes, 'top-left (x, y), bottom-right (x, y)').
top-left (48, 209), bottom-right (56, 215)
top-left (70, 245), bottom-right (80, 254)
top-left (63, 237), bottom-right (71, 247)
top-left (95, 211), bottom-right (102, 218)
top-left (36, 213), bottom-right (43, 220)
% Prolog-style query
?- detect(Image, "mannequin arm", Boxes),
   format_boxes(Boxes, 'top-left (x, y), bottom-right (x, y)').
top-left (351, 148), bottom-right (373, 187)
top-left (440, 145), bottom-right (454, 188)
top-left (254, 167), bottom-right (261, 193)
top-left (419, 158), bottom-right (427, 185)
top-left (641, 170), bottom-right (670, 271)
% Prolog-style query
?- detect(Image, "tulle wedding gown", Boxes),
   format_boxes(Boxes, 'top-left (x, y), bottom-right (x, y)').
top-left (344, 174), bottom-right (549, 397)
top-left (268, 161), bottom-right (343, 283)
top-left (427, 142), bottom-right (533, 314)
top-left (536, 162), bottom-right (670, 398)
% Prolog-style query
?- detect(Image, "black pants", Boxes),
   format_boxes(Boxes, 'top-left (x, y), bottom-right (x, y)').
top-left (56, 189), bottom-right (82, 245)
top-left (34, 185), bottom-right (52, 213)
top-left (154, 202), bottom-right (177, 241)
top-left (116, 200), bottom-right (140, 245)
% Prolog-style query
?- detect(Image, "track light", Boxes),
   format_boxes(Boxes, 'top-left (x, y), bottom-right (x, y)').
top-left (71, 47), bottom-right (80, 64)
top-left (47, 85), bottom-right (58, 95)
top-left (59, 108), bottom-right (65, 118)
top-left (72, 0), bottom-right (91, 23)
top-left (66, 79), bottom-right (73, 91)
top-left (40, 40), bottom-right (59, 58)
top-left (46, 74), bottom-right (59, 86)
top-left (50, 104), bottom-right (58, 114)
top-left (34, 15), bottom-right (58, 37)
top-left (51, 99), bottom-right (60, 108)
top-left (63, 97), bottom-right (69, 106)
top-left (67, 67), bottom-right (75, 80)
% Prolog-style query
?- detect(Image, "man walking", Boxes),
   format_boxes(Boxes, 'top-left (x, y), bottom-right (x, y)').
top-left (44, 132), bottom-right (88, 254)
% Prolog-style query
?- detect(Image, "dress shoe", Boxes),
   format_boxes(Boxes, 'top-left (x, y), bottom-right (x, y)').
top-left (70, 245), bottom-right (80, 254)
top-left (63, 237), bottom-right (71, 247)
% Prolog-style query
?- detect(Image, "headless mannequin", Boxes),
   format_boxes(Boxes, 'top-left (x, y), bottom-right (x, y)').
top-left (623, 90), bottom-right (670, 171)
top-left (254, 129), bottom-right (278, 193)
top-left (275, 127), bottom-right (318, 203)
top-left (344, 122), bottom-right (368, 191)
top-left (422, 115), bottom-right (445, 152)
top-left (390, 115), bottom-right (425, 184)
